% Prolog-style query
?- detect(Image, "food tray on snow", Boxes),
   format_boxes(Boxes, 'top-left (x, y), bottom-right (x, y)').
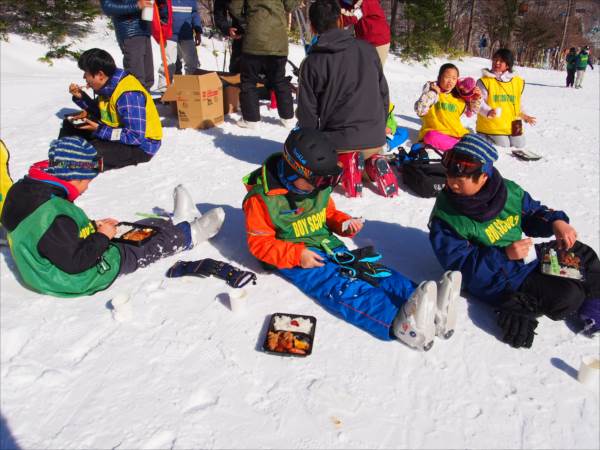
top-left (540, 241), bottom-right (584, 281)
top-left (112, 222), bottom-right (159, 246)
top-left (262, 313), bottom-right (317, 357)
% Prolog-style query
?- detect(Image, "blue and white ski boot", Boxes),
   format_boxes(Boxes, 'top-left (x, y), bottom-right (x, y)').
top-left (435, 271), bottom-right (462, 339)
top-left (393, 281), bottom-right (437, 351)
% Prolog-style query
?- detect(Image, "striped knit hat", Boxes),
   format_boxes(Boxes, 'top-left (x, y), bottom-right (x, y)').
top-left (47, 137), bottom-right (101, 180)
top-left (452, 133), bottom-right (498, 175)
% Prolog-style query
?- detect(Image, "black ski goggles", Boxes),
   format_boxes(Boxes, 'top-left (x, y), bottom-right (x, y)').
top-left (311, 171), bottom-right (343, 189)
top-left (442, 151), bottom-right (483, 176)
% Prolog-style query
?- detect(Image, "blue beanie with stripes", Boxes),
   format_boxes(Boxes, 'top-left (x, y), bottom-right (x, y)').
top-left (47, 137), bottom-right (100, 180)
top-left (452, 133), bottom-right (498, 175)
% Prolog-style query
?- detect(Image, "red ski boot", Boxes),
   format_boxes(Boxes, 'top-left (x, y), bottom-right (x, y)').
top-left (338, 152), bottom-right (364, 198)
top-left (365, 154), bottom-right (398, 197)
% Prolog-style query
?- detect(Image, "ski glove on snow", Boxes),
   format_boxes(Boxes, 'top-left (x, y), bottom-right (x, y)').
top-left (166, 259), bottom-right (257, 288)
top-left (496, 292), bottom-right (540, 349)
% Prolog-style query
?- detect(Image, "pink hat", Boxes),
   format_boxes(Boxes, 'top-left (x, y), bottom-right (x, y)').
top-left (457, 77), bottom-right (476, 95)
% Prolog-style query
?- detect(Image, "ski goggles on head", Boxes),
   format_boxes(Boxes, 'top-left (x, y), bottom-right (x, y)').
top-left (283, 150), bottom-right (343, 189)
top-left (49, 157), bottom-right (104, 173)
top-left (442, 151), bottom-right (483, 176)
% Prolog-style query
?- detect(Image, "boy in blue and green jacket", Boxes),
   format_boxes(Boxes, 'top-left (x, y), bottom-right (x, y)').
top-left (429, 134), bottom-right (600, 348)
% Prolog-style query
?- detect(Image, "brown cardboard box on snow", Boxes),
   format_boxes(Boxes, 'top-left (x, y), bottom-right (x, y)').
top-left (161, 72), bottom-right (224, 129)
top-left (196, 69), bottom-right (240, 115)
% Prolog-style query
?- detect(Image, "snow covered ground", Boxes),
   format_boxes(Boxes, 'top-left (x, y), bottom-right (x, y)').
top-left (1, 19), bottom-right (599, 449)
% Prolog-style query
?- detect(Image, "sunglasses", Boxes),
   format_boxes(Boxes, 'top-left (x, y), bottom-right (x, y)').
top-left (442, 152), bottom-right (482, 176)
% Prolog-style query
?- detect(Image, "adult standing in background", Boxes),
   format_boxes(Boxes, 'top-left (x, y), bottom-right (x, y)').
top-left (157, 0), bottom-right (203, 92)
top-left (228, 0), bottom-right (299, 129)
top-left (574, 46), bottom-right (594, 89)
top-left (101, 0), bottom-right (155, 91)
top-left (214, 0), bottom-right (244, 74)
top-left (339, 0), bottom-right (391, 66)
top-left (565, 47), bottom-right (577, 88)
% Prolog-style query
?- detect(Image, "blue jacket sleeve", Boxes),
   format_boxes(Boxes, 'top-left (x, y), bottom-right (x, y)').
top-left (429, 218), bottom-right (534, 301)
top-left (192, 1), bottom-right (203, 32)
top-left (101, 0), bottom-right (140, 16)
top-left (521, 190), bottom-right (569, 237)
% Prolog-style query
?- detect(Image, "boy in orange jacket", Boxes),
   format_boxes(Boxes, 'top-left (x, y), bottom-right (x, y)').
top-left (242, 128), bottom-right (462, 350)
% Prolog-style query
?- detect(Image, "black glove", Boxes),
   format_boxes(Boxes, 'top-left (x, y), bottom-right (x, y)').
top-left (496, 292), bottom-right (540, 349)
top-left (334, 247), bottom-right (392, 287)
top-left (166, 259), bottom-right (257, 288)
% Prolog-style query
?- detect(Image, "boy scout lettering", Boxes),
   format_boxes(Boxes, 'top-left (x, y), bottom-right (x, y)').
top-left (484, 215), bottom-right (520, 244)
top-left (291, 208), bottom-right (327, 238)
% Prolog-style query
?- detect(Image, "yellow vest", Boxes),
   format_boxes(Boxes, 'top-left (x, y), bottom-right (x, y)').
top-left (476, 76), bottom-right (524, 135)
top-left (0, 140), bottom-right (13, 217)
top-left (418, 92), bottom-right (468, 141)
top-left (97, 75), bottom-right (162, 141)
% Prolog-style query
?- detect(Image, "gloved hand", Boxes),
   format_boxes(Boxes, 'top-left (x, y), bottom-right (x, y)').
top-left (497, 310), bottom-right (538, 348)
top-left (496, 292), bottom-right (540, 349)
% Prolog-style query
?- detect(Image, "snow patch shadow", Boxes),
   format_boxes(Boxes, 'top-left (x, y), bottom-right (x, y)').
top-left (550, 357), bottom-right (578, 380)
top-left (204, 127), bottom-right (282, 165)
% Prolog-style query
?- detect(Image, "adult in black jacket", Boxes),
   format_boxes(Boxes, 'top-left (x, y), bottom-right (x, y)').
top-left (296, 0), bottom-right (389, 197)
top-left (213, 0), bottom-right (244, 73)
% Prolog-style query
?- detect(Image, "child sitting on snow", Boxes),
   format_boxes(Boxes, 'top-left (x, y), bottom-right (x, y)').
top-left (429, 134), bottom-right (600, 348)
top-left (456, 77), bottom-right (481, 118)
top-left (59, 48), bottom-right (162, 170)
top-left (0, 136), bottom-right (224, 298)
top-left (296, 0), bottom-right (397, 198)
top-left (414, 63), bottom-right (480, 152)
top-left (242, 127), bottom-right (463, 350)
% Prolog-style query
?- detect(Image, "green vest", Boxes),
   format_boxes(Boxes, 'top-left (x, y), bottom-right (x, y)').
top-left (577, 53), bottom-right (589, 70)
top-left (7, 197), bottom-right (121, 297)
top-left (430, 179), bottom-right (524, 247)
top-left (566, 54), bottom-right (577, 71)
top-left (243, 172), bottom-right (344, 251)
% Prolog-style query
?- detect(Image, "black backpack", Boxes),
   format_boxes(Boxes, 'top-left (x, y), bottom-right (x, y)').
top-left (402, 158), bottom-right (446, 198)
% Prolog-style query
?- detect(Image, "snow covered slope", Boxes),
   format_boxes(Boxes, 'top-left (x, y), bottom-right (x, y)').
top-left (1, 19), bottom-right (598, 449)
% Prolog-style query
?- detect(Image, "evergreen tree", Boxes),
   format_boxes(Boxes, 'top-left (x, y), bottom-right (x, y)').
top-left (400, 0), bottom-right (452, 61)
top-left (0, 0), bottom-right (100, 44)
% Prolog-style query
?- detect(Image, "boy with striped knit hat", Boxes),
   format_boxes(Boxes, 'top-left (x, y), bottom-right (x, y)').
top-left (429, 133), bottom-right (600, 348)
top-left (0, 136), bottom-right (224, 298)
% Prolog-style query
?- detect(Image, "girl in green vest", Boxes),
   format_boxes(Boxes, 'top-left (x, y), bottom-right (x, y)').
top-left (476, 48), bottom-right (536, 149)
top-left (429, 134), bottom-right (600, 348)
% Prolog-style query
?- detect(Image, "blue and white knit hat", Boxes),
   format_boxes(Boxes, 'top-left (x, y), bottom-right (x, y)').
top-left (47, 136), bottom-right (101, 180)
top-left (452, 133), bottom-right (498, 175)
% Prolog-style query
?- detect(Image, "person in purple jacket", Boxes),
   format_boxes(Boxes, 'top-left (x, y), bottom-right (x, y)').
top-left (59, 49), bottom-right (162, 170)
top-left (429, 134), bottom-right (600, 348)
top-left (157, 0), bottom-right (203, 92)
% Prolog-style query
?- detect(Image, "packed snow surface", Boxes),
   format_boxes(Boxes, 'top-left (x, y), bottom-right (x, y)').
top-left (1, 20), bottom-right (599, 449)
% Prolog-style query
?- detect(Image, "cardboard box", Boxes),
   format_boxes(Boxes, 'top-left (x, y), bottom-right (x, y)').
top-left (219, 73), bottom-right (240, 115)
top-left (196, 69), bottom-right (240, 116)
top-left (161, 72), bottom-right (224, 129)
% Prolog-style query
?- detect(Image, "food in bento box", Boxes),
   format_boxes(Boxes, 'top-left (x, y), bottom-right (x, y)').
top-left (267, 331), bottom-right (308, 355)
top-left (273, 314), bottom-right (313, 334)
top-left (121, 228), bottom-right (155, 242)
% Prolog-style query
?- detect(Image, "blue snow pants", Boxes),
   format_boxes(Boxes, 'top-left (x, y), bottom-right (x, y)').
top-left (279, 247), bottom-right (416, 340)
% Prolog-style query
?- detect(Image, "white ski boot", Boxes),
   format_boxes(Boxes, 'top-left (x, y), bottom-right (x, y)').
top-left (435, 271), bottom-right (462, 339)
top-left (173, 184), bottom-right (200, 224)
top-left (393, 281), bottom-right (437, 351)
top-left (189, 207), bottom-right (225, 245)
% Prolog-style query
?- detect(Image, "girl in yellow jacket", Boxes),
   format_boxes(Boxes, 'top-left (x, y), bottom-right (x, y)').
top-left (414, 63), bottom-right (481, 152)
top-left (476, 48), bottom-right (536, 148)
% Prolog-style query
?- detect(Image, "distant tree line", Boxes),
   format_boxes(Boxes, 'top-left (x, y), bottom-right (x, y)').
top-left (0, 0), bottom-right (595, 68)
